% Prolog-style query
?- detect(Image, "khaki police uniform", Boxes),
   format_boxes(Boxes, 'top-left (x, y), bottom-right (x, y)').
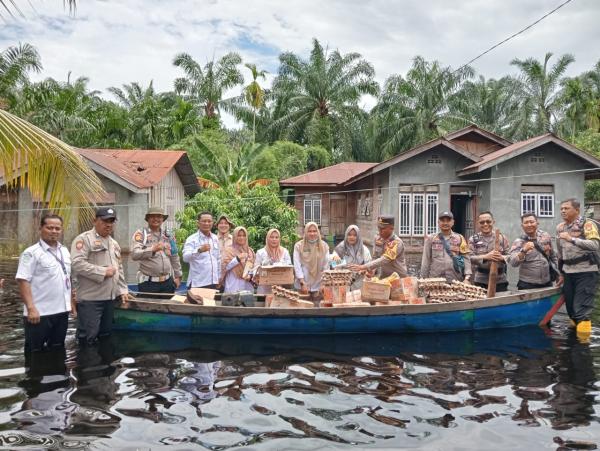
top-left (421, 232), bottom-right (472, 283)
top-left (131, 228), bottom-right (183, 282)
top-left (556, 216), bottom-right (600, 323)
top-left (365, 233), bottom-right (408, 278)
top-left (468, 231), bottom-right (510, 288)
top-left (507, 229), bottom-right (557, 289)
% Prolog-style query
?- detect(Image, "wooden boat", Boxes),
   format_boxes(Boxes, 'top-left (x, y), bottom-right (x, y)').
top-left (114, 287), bottom-right (563, 335)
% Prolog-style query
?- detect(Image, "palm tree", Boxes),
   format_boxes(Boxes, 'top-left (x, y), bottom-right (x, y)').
top-left (109, 81), bottom-right (168, 148)
top-left (0, 43), bottom-right (42, 109)
top-left (582, 60), bottom-right (600, 132)
top-left (0, 1), bottom-right (76, 19)
top-left (370, 56), bottom-right (474, 158)
top-left (0, 109), bottom-right (105, 220)
top-left (173, 52), bottom-right (243, 124)
top-left (510, 52), bottom-right (575, 134)
top-left (559, 76), bottom-right (596, 139)
top-left (269, 38), bottom-right (379, 158)
top-left (452, 75), bottom-right (531, 140)
top-left (243, 63), bottom-right (267, 143)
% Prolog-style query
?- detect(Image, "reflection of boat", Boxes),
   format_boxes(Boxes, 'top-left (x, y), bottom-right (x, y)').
top-left (111, 325), bottom-right (555, 359)
top-left (114, 287), bottom-right (562, 335)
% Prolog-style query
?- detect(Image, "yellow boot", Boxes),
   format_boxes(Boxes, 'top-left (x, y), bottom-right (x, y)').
top-left (576, 320), bottom-right (592, 334)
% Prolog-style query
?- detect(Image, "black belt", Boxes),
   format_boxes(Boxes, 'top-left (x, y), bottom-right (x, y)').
top-left (561, 254), bottom-right (594, 266)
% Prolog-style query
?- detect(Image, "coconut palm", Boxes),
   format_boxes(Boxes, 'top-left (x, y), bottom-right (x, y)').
top-left (510, 52), bottom-right (575, 135)
top-left (0, 43), bottom-right (42, 109)
top-left (269, 38), bottom-right (379, 159)
top-left (173, 52), bottom-right (243, 123)
top-left (559, 77), bottom-right (597, 139)
top-left (370, 56), bottom-right (474, 159)
top-left (0, 109), bottom-right (105, 220)
top-left (243, 64), bottom-right (267, 143)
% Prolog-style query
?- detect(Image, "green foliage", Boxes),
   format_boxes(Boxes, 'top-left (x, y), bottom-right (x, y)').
top-left (172, 127), bottom-right (232, 176)
top-left (567, 130), bottom-right (600, 201)
top-left (249, 140), bottom-right (331, 180)
top-left (175, 184), bottom-right (299, 252)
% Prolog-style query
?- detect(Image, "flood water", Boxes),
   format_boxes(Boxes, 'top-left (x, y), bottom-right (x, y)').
top-left (0, 257), bottom-right (599, 450)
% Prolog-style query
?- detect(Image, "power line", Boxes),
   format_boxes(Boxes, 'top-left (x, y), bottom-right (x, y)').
top-left (0, 166), bottom-right (597, 213)
top-left (453, 0), bottom-right (575, 74)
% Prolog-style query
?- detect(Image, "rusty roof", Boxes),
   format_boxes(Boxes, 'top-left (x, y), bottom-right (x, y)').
top-left (280, 162), bottom-right (378, 187)
top-left (76, 148), bottom-right (200, 195)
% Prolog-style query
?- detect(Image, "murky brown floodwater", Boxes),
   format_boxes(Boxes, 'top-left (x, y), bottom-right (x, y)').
top-left (0, 257), bottom-right (599, 450)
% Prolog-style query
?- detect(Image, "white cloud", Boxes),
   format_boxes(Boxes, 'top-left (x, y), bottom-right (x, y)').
top-left (2, 0), bottom-right (599, 129)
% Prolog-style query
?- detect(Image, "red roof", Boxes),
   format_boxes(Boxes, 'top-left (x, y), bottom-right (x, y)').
top-left (76, 148), bottom-right (187, 189)
top-left (280, 162), bottom-right (378, 186)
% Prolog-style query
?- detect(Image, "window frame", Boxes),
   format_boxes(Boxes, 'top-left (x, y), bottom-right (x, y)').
top-left (520, 192), bottom-right (554, 218)
top-left (398, 190), bottom-right (439, 236)
top-left (303, 198), bottom-right (322, 225)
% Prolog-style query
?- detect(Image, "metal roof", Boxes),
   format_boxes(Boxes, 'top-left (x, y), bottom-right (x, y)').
top-left (280, 162), bottom-right (378, 187)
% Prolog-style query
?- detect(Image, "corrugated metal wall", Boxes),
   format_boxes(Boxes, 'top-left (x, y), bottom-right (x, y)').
top-left (149, 168), bottom-right (185, 232)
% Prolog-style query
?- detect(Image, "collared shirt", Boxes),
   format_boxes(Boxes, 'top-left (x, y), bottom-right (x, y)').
top-left (71, 229), bottom-right (128, 301)
top-left (468, 230), bottom-right (510, 284)
top-left (421, 232), bottom-right (472, 282)
top-left (182, 231), bottom-right (221, 287)
top-left (556, 216), bottom-right (600, 273)
top-left (130, 227), bottom-right (183, 278)
top-left (507, 229), bottom-right (557, 284)
top-left (365, 233), bottom-right (407, 278)
top-left (15, 240), bottom-right (72, 316)
top-left (217, 233), bottom-right (233, 253)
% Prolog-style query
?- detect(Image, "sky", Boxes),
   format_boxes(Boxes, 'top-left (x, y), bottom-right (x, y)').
top-left (1, 0), bottom-right (599, 126)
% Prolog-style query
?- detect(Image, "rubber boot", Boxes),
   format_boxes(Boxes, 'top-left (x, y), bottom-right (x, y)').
top-left (576, 320), bottom-right (592, 343)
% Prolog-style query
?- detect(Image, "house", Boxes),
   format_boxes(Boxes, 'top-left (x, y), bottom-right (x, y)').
top-left (0, 149), bottom-right (200, 252)
top-left (280, 126), bottom-right (600, 249)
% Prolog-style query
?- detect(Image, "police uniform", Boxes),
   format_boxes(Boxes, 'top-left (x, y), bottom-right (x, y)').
top-left (507, 229), bottom-right (557, 289)
top-left (131, 207), bottom-right (182, 296)
top-left (468, 230), bottom-right (510, 291)
top-left (364, 215), bottom-right (407, 278)
top-left (556, 215), bottom-right (600, 325)
top-left (71, 208), bottom-right (127, 343)
top-left (421, 212), bottom-right (471, 283)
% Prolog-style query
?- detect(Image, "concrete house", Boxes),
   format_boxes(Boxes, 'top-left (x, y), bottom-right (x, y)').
top-left (0, 149), bottom-right (200, 252)
top-left (280, 126), bottom-right (600, 248)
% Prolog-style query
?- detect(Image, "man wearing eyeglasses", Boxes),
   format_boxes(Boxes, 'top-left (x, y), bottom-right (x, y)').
top-left (468, 211), bottom-right (510, 292)
top-left (71, 207), bottom-right (129, 344)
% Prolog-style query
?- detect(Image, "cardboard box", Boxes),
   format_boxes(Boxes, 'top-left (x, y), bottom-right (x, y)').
top-left (269, 296), bottom-right (313, 309)
top-left (361, 280), bottom-right (391, 301)
top-left (257, 265), bottom-right (295, 286)
top-left (409, 297), bottom-right (426, 305)
top-left (400, 277), bottom-right (419, 299)
top-left (323, 285), bottom-right (348, 304)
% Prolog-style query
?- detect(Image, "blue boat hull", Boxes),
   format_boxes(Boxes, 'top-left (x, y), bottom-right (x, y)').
top-left (114, 290), bottom-right (561, 335)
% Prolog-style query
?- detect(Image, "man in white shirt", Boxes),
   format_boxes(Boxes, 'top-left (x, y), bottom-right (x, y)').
top-left (16, 214), bottom-right (75, 352)
top-left (182, 211), bottom-right (221, 288)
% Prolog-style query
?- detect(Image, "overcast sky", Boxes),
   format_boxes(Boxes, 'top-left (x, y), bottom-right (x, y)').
top-left (1, 0), bottom-right (599, 122)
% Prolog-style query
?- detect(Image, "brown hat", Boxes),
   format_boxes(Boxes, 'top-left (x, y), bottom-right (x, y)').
top-left (145, 206), bottom-right (168, 221)
top-left (216, 214), bottom-right (234, 228)
top-left (377, 215), bottom-right (395, 227)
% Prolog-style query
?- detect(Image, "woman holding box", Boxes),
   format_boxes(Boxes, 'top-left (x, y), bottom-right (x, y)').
top-left (220, 227), bottom-right (255, 293)
top-left (253, 228), bottom-right (292, 295)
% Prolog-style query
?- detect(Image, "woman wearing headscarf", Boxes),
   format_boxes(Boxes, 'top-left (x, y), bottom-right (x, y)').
top-left (221, 227), bottom-right (255, 293)
top-left (252, 229), bottom-right (292, 295)
top-left (331, 225), bottom-right (372, 290)
top-left (293, 222), bottom-right (329, 303)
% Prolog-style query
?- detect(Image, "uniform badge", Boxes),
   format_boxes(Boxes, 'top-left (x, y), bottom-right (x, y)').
top-left (94, 240), bottom-right (102, 246)
top-left (134, 232), bottom-right (143, 243)
top-left (75, 240), bottom-right (84, 250)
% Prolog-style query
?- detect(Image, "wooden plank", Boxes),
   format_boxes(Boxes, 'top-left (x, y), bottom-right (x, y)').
top-left (487, 229), bottom-right (501, 298)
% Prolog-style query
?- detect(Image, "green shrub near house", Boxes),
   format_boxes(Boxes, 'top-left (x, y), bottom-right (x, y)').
top-left (175, 184), bottom-right (299, 252)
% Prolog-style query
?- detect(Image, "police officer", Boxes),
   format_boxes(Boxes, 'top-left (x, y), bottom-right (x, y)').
top-left (468, 211), bottom-right (510, 292)
top-left (556, 198), bottom-right (600, 335)
top-left (131, 206), bottom-right (182, 297)
top-left (507, 212), bottom-right (558, 290)
top-left (71, 207), bottom-right (128, 344)
top-left (421, 211), bottom-right (472, 283)
top-left (350, 215), bottom-right (407, 278)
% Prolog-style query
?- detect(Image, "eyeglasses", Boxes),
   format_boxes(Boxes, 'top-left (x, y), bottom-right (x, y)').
top-left (478, 220), bottom-right (492, 225)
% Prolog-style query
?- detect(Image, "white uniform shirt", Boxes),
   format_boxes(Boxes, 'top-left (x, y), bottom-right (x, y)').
top-left (182, 231), bottom-right (221, 287)
top-left (15, 240), bottom-right (72, 316)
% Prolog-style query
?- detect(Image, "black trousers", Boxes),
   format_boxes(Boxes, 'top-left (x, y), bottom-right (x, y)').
top-left (474, 281), bottom-right (509, 292)
top-left (23, 311), bottom-right (69, 352)
top-left (517, 280), bottom-right (552, 290)
top-left (563, 271), bottom-right (598, 322)
top-left (138, 278), bottom-right (176, 299)
top-left (76, 300), bottom-right (115, 344)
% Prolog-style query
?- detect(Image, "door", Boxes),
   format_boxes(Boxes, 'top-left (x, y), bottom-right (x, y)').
top-left (450, 186), bottom-right (477, 238)
top-left (330, 195), bottom-right (347, 240)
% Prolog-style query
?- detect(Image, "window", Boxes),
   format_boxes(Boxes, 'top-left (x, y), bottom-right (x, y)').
top-left (530, 151), bottom-right (545, 163)
top-left (520, 185), bottom-right (554, 217)
top-left (427, 155), bottom-right (442, 164)
top-left (304, 198), bottom-right (322, 225)
top-left (398, 186), bottom-right (439, 236)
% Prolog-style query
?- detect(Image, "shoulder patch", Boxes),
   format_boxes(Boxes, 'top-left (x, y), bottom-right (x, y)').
top-left (584, 221), bottom-right (600, 240)
top-left (134, 232), bottom-right (143, 243)
top-left (75, 240), bottom-right (84, 250)
top-left (21, 252), bottom-right (33, 264)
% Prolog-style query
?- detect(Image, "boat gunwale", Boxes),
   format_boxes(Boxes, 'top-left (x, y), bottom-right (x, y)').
top-left (119, 287), bottom-right (561, 318)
